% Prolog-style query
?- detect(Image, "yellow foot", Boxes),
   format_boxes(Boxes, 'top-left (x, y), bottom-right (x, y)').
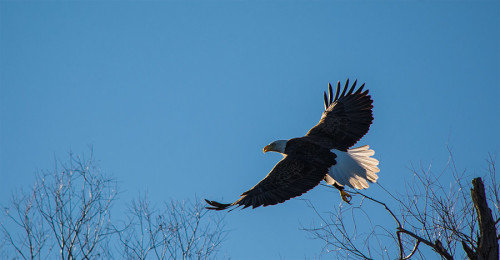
top-left (340, 190), bottom-right (352, 204)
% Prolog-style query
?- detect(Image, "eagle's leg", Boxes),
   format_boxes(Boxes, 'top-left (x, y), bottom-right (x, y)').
top-left (332, 182), bottom-right (351, 204)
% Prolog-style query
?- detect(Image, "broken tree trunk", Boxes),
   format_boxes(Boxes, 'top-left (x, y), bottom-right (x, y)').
top-left (462, 177), bottom-right (499, 260)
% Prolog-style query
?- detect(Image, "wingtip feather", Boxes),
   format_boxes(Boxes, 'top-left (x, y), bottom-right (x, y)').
top-left (328, 82), bottom-right (333, 105)
top-left (323, 92), bottom-right (328, 110)
top-left (347, 79), bottom-right (357, 95)
top-left (334, 81), bottom-right (341, 101)
top-left (340, 79), bottom-right (349, 97)
top-left (205, 199), bottom-right (232, 211)
top-left (355, 83), bottom-right (365, 95)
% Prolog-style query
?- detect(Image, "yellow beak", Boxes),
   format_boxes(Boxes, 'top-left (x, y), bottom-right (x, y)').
top-left (263, 145), bottom-right (272, 153)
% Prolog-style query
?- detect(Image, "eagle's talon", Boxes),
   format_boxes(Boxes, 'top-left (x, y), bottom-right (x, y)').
top-left (340, 190), bottom-right (352, 204)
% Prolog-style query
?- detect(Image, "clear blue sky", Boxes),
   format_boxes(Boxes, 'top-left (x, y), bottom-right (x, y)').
top-left (1, 1), bottom-right (499, 259)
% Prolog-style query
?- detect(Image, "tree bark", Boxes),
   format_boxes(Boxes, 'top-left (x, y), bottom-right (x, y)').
top-left (462, 178), bottom-right (499, 260)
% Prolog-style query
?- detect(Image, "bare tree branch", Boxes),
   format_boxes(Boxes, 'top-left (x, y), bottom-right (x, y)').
top-left (116, 196), bottom-right (227, 260)
top-left (304, 150), bottom-right (499, 260)
top-left (1, 151), bottom-right (117, 259)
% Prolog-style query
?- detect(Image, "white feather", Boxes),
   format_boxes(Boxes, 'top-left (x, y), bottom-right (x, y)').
top-left (325, 145), bottom-right (380, 190)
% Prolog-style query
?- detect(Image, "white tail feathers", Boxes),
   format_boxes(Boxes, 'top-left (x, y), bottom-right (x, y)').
top-left (325, 145), bottom-right (380, 190)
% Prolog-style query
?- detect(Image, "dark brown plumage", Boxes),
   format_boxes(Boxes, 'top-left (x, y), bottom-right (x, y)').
top-left (206, 156), bottom-right (327, 210)
top-left (306, 79), bottom-right (373, 151)
top-left (205, 79), bottom-right (377, 211)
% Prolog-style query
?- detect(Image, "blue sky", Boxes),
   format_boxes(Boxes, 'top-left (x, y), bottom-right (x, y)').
top-left (1, 1), bottom-right (499, 259)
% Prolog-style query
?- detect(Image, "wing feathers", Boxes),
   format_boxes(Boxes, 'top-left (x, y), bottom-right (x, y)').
top-left (206, 157), bottom-right (327, 210)
top-left (323, 92), bottom-right (328, 110)
top-left (340, 79), bottom-right (348, 98)
top-left (334, 81), bottom-right (340, 101)
top-left (205, 199), bottom-right (232, 211)
top-left (328, 83), bottom-right (333, 105)
top-left (346, 79), bottom-right (357, 96)
top-left (306, 78), bottom-right (374, 150)
top-left (354, 83), bottom-right (365, 95)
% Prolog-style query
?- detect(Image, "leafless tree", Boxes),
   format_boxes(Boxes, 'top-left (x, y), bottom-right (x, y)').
top-left (303, 150), bottom-right (499, 259)
top-left (117, 196), bottom-right (227, 260)
top-left (1, 151), bottom-right (117, 259)
top-left (1, 152), bottom-right (229, 260)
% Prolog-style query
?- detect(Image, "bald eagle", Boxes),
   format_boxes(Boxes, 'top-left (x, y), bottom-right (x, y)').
top-left (205, 79), bottom-right (379, 210)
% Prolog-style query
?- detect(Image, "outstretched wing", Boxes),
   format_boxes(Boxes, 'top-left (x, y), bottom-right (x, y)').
top-left (205, 156), bottom-right (327, 210)
top-left (306, 79), bottom-right (374, 151)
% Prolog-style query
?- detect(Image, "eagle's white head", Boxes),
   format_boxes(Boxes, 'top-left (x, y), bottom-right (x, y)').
top-left (263, 140), bottom-right (288, 154)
